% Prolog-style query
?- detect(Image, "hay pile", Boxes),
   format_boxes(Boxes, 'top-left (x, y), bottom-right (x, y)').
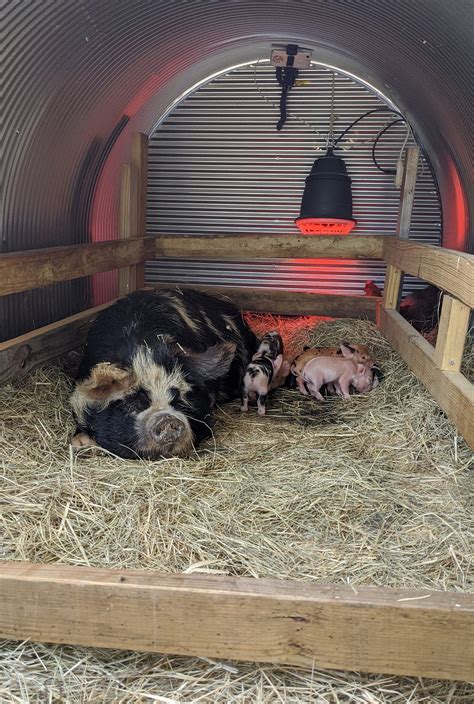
top-left (1, 317), bottom-right (473, 703)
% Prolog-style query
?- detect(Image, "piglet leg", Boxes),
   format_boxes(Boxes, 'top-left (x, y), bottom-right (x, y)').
top-left (257, 394), bottom-right (267, 416)
top-left (338, 378), bottom-right (351, 399)
top-left (241, 392), bottom-right (249, 412)
top-left (296, 376), bottom-right (309, 395)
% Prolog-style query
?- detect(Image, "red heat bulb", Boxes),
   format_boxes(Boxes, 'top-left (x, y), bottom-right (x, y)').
top-left (295, 218), bottom-right (356, 235)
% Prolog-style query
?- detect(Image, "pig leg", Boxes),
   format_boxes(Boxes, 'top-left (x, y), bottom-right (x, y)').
top-left (337, 377), bottom-right (351, 399)
top-left (308, 386), bottom-right (325, 401)
top-left (240, 392), bottom-right (249, 412)
top-left (330, 381), bottom-right (345, 398)
top-left (296, 376), bottom-right (309, 395)
top-left (257, 393), bottom-right (267, 416)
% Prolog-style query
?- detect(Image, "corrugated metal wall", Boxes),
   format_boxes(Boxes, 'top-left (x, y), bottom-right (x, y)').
top-left (146, 63), bottom-right (441, 295)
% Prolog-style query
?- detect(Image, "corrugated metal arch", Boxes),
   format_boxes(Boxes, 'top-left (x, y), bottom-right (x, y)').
top-left (2, 0), bottom-right (472, 337)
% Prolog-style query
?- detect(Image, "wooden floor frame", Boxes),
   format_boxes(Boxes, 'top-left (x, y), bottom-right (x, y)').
top-left (1, 141), bottom-right (473, 681)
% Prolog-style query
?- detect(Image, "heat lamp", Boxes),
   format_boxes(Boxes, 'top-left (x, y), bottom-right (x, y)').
top-left (295, 148), bottom-right (356, 235)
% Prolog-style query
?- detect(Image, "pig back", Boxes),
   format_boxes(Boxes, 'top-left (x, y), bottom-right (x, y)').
top-left (77, 289), bottom-right (257, 401)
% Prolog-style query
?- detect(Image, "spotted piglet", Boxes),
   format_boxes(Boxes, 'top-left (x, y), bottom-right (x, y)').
top-left (241, 331), bottom-right (284, 415)
top-left (252, 330), bottom-right (283, 361)
top-left (241, 355), bottom-right (283, 415)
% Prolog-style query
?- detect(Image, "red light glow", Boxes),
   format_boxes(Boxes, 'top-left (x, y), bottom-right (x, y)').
top-left (295, 218), bottom-right (356, 235)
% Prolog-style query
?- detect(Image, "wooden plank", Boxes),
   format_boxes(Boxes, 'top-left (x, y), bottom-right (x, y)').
top-left (396, 146), bottom-right (419, 239)
top-left (0, 301), bottom-right (116, 385)
top-left (150, 283), bottom-right (377, 319)
top-left (1, 562), bottom-right (473, 681)
top-left (118, 163), bottom-right (140, 296)
top-left (155, 234), bottom-right (384, 260)
top-left (378, 306), bottom-right (474, 448)
top-left (434, 295), bottom-right (471, 371)
top-left (383, 238), bottom-right (474, 307)
top-left (131, 132), bottom-right (149, 289)
top-left (0, 237), bottom-right (156, 297)
top-left (382, 263), bottom-right (402, 309)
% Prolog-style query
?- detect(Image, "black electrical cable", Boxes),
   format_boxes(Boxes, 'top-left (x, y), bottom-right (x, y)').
top-left (333, 107), bottom-right (403, 147)
top-left (275, 64), bottom-right (299, 131)
top-left (371, 118), bottom-right (405, 174)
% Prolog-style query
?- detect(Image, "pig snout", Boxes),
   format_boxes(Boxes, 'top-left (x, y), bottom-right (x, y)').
top-left (138, 410), bottom-right (193, 458)
top-left (148, 413), bottom-right (186, 444)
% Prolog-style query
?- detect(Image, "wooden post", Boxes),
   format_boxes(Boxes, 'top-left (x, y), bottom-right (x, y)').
top-left (118, 134), bottom-right (149, 297)
top-left (131, 132), bottom-right (149, 289)
top-left (396, 146), bottom-right (419, 239)
top-left (118, 163), bottom-right (140, 296)
top-left (434, 294), bottom-right (471, 371)
top-left (382, 263), bottom-right (402, 309)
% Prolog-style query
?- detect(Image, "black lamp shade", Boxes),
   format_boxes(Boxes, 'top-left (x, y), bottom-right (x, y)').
top-left (296, 149), bottom-right (356, 235)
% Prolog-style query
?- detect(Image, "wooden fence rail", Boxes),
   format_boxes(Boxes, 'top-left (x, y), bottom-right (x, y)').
top-left (1, 562), bottom-right (473, 682)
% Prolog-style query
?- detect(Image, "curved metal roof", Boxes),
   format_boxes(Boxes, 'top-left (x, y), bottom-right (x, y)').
top-left (3, 0), bottom-right (472, 259)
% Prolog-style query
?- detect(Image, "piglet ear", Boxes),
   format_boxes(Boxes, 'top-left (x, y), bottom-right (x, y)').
top-left (188, 341), bottom-right (236, 380)
top-left (272, 354), bottom-right (283, 373)
top-left (340, 342), bottom-right (356, 358)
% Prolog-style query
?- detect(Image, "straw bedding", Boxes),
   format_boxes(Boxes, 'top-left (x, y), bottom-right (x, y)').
top-left (1, 316), bottom-right (473, 703)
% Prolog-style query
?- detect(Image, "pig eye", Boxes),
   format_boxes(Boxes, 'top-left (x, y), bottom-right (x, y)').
top-left (169, 387), bottom-right (180, 403)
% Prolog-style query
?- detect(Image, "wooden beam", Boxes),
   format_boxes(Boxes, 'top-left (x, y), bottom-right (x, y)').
top-left (1, 563), bottom-right (473, 682)
top-left (378, 305), bottom-right (474, 448)
top-left (383, 238), bottom-right (474, 307)
top-left (150, 284), bottom-right (377, 319)
top-left (0, 237), bottom-right (156, 297)
top-left (382, 263), bottom-right (402, 309)
top-left (434, 295), bottom-right (471, 372)
top-left (155, 234), bottom-right (384, 260)
top-left (0, 301), bottom-right (115, 385)
top-left (131, 132), bottom-right (149, 288)
top-left (396, 146), bottom-right (419, 239)
top-left (118, 163), bottom-right (140, 296)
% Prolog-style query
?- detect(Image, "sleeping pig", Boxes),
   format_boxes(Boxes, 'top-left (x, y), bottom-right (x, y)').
top-left (297, 356), bottom-right (374, 401)
top-left (241, 354), bottom-right (284, 415)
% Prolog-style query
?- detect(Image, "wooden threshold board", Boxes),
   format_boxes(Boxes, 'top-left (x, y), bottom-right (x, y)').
top-left (1, 562), bottom-right (473, 681)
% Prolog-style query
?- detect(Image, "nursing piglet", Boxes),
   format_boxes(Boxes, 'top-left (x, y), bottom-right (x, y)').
top-left (253, 331), bottom-right (283, 360)
top-left (241, 355), bottom-right (283, 416)
top-left (298, 356), bottom-right (373, 401)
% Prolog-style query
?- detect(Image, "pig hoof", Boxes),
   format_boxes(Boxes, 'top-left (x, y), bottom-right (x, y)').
top-left (71, 432), bottom-right (97, 448)
top-left (240, 405), bottom-right (248, 412)
top-left (257, 408), bottom-right (266, 416)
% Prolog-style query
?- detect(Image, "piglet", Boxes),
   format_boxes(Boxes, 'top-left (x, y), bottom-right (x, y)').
top-left (241, 354), bottom-right (283, 415)
top-left (298, 356), bottom-right (374, 401)
top-left (291, 342), bottom-right (372, 378)
top-left (269, 359), bottom-right (291, 391)
top-left (253, 331), bottom-right (283, 361)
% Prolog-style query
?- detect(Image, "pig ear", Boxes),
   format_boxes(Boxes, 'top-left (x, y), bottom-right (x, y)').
top-left (70, 363), bottom-right (135, 422)
top-left (75, 363), bottom-right (135, 401)
top-left (188, 341), bottom-right (236, 380)
top-left (272, 354), bottom-right (283, 373)
top-left (340, 342), bottom-right (356, 358)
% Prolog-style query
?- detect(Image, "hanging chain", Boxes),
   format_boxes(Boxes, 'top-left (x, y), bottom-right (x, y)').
top-left (326, 71), bottom-right (336, 150)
